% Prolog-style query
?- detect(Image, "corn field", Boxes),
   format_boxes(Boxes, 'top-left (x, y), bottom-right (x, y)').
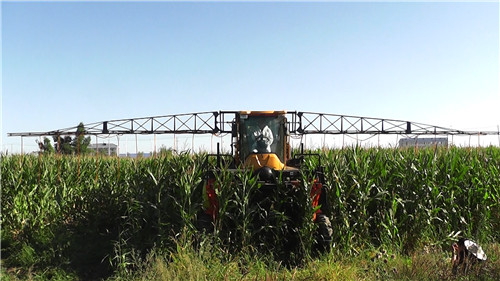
top-left (1, 147), bottom-right (499, 279)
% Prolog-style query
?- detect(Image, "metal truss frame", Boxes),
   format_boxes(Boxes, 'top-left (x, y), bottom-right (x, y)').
top-left (8, 111), bottom-right (498, 137)
top-left (291, 112), bottom-right (491, 135)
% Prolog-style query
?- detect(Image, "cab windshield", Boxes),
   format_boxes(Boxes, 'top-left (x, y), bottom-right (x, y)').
top-left (240, 115), bottom-right (285, 162)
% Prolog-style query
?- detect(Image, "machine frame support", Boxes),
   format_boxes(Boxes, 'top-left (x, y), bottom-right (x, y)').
top-left (8, 111), bottom-right (498, 137)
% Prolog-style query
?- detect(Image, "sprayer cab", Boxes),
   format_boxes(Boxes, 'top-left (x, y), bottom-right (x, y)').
top-left (234, 111), bottom-right (291, 171)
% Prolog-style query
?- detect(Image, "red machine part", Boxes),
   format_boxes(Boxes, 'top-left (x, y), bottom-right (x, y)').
top-left (310, 178), bottom-right (323, 221)
top-left (204, 178), bottom-right (219, 220)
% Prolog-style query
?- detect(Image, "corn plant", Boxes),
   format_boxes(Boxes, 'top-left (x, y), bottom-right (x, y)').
top-left (1, 146), bottom-right (498, 278)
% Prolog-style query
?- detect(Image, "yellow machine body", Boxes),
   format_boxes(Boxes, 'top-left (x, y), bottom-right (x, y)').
top-left (243, 153), bottom-right (285, 170)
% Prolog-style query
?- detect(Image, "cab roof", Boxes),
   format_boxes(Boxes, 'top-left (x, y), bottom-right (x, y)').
top-left (239, 110), bottom-right (287, 116)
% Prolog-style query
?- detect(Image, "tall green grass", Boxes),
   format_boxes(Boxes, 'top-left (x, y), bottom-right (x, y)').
top-left (323, 146), bottom-right (500, 255)
top-left (1, 146), bottom-right (499, 279)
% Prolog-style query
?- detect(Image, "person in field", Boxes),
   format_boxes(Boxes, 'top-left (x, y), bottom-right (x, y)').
top-left (452, 238), bottom-right (487, 274)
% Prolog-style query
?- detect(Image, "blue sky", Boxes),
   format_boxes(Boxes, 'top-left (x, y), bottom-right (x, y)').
top-left (2, 1), bottom-right (499, 153)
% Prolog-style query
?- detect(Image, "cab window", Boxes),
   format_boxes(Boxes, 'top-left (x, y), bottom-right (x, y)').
top-left (240, 115), bottom-right (284, 161)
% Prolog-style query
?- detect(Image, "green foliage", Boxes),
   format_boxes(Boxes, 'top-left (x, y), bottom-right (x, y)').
top-left (71, 122), bottom-right (91, 154)
top-left (1, 146), bottom-right (499, 279)
top-left (323, 146), bottom-right (500, 254)
top-left (52, 135), bottom-right (73, 154)
top-left (36, 137), bottom-right (55, 154)
top-left (209, 166), bottom-right (315, 266)
top-left (48, 122), bottom-right (91, 155)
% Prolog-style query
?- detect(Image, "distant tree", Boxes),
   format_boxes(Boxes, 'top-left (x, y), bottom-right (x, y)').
top-left (71, 122), bottom-right (91, 154)
top-left (52, 122), bottom-right (91, 155)
top-left (53, 135), bottom-right (73, 154)
top-left (36, 137), bottom-right (55, 154)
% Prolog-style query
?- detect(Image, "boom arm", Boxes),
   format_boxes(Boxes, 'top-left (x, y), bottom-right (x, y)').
top-left (289, 112), bottom-right (495, 135)
top-left (8, 111), bottom-right (236, 137)
top-left (8, 111), bottom-right (499, 137)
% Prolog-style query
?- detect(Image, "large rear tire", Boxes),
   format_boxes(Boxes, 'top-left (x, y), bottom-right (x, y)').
top-left (196, 210), bottom-right (214, 234)
top-left (315, 213), bottom-right (333, 253)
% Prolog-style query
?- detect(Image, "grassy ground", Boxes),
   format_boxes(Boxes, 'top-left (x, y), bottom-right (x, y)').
top-left (2, 242), bottom-right (499, 280)
top-left (117, 242), bottom-right (500, 281)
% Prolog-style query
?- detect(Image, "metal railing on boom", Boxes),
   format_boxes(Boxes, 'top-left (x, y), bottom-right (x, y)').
top-left (8, 110), bottom-right (499, 137)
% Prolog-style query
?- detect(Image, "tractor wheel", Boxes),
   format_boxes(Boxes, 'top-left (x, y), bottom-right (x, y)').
top-left (315, 213), bottom-right (333, 253)
top-left (196, 210), bottom-right (214, 234)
